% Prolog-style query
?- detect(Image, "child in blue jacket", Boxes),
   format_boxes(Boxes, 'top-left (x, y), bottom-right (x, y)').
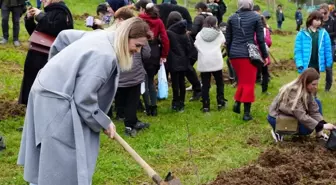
top-left (294, 11), bottom-right (333, 74)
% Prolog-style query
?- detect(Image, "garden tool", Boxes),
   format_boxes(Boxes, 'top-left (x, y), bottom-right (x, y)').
top-left (114, 133), bottom-right (182, 185)
top-left (269, 51), bottom-right (278, 64)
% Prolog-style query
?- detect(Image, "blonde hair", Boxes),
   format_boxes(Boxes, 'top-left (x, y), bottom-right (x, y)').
top-left (113, 17), bottom-right (151, 71)
top-left (277, 68), bottom-right (320, 110)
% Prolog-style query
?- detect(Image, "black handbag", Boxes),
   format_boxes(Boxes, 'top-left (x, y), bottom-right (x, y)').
top-left (326, 130), bottom-right (336, 150)
top-left (236, 13), bottom-right (264, 66)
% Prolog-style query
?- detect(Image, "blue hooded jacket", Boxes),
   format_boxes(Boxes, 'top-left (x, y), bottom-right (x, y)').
top-left (294, 28), bottom-right (332, 73)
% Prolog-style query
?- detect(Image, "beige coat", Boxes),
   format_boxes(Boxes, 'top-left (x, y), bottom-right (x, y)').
top-left (269, 90), bottom-right (323, 130)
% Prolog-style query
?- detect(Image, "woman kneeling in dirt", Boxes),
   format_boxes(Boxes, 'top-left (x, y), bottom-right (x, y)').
top-left (267, 68), bottom-right (336, 142)
top-left (17, 18), bottom-right (152, 185)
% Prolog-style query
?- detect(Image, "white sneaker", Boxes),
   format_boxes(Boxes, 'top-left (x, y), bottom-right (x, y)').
top-left (271, 129), bottom-right (283, 142)
top-left (186, 85), bottom-right (192, 91)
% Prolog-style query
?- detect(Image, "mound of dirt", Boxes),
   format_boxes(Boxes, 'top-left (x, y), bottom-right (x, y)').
top-left (0, 100), bottom-right (26, 121)
top-left (73, 13), bottom-right (90, 20)
top-left (269, 59), bottom-right (297, 77)
top-left (208, 139), bottom-right (336, 185)
top-left (272, 30), bottom-right (295, 36)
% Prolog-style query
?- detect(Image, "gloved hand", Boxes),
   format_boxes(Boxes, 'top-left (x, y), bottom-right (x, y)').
top-left (297, 66), bottom-right (304, 73)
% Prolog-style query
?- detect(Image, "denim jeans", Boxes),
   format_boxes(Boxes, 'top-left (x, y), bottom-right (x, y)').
top-left (267, 98), bottom-right (322, 135)
top-left (277, 21), bottom-right (283, 29)
top-left (37, 0), bottom-right (42, 8)
top-left (1, 3), bottom-right (22, 41)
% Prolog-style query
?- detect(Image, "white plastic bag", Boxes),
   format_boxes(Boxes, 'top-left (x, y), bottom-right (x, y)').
top-left (157, 64), bottom-right (168, 99)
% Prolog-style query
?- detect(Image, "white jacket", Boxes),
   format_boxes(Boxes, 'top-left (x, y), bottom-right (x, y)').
top-left (195, 27), bottom-right (225, 72)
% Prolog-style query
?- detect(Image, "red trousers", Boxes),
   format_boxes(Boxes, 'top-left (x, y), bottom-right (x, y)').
top-left (230, 58), bottom-right (257, 103)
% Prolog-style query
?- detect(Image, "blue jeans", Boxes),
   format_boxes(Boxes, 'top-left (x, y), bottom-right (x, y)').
top-left (277, 21), bottom-right (283, 29)
top-left (37, 0), bottom-right (41, 8)
top-left (267, 98), bottom-right (322, 135)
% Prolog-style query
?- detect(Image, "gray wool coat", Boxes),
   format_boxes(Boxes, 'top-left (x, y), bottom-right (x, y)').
top-left (17, 29), bottom-right (120, 185)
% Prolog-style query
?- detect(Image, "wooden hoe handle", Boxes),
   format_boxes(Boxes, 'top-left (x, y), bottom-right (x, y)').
top-left (114, 133), bottom-right (163, 184)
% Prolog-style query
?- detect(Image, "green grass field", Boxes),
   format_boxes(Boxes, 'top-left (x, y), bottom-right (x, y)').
top-left (1, 0), bottom-right (336, 184)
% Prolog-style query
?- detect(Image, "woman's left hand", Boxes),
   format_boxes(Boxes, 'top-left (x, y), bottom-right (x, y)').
top-left (29, 8), bottom-right (42, 17)
top-left (104, 123), bottom-right (116, 139)
top-left (264, 58), bottom-right (270, 66)
top-left (160, 58), bottom-right (167, 64)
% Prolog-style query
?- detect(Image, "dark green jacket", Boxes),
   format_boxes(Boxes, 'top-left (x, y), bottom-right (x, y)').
top-left (3, 0), bottom-right (25, 7)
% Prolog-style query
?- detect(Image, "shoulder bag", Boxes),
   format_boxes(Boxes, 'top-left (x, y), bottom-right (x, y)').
top-left (236, 13), bottom-right (264, 66)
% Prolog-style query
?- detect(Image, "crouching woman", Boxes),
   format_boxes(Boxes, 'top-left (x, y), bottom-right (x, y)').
top-left (17, 17), bottom-right (152, 185)
top-left (267, 68), bottom-right (336, 142)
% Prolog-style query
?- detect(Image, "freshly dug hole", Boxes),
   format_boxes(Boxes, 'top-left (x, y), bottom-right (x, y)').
top-left (208, 139), bottom-right (336, 185)
top-left (0, 100), bottom-right (26, 121)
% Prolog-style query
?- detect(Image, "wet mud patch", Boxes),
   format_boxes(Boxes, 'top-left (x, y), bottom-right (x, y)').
top-left (0, 100), bottom-right (26, 121)
top-left (272, 30), bottom-right (295, 36)
top-left (208, 139), bottom-right (336, 185)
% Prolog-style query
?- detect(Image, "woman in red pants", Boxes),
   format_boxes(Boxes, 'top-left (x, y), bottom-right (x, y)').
top-left (226, 0), bottom-right (269, 121)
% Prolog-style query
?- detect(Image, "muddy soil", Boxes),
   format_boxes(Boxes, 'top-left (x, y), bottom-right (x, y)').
top-left (269, 59), bottom-right (297, 77)
top-left (208, 138), bottom-right (336, 185)
top-left (0, 100), bottom-right (26, 121)
top-left (73, 13), bottom-right (90, 20)
top-left (272, 30), bottom-right (295, 36)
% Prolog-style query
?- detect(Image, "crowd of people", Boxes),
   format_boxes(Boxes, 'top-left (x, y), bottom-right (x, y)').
top-left (1, 0), bottom-right (336, 184)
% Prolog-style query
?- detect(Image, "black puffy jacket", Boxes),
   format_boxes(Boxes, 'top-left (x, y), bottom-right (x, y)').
top-left (226, 9), bottom-right (268, 59)
top-left (167, 20), bottom-right (192, 72)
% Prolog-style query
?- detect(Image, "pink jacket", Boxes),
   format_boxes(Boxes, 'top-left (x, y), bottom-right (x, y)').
top-left (254, 27), bottom-right (272, 65)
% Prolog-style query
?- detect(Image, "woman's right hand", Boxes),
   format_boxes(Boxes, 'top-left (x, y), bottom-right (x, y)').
top-left (104, 123), bottom-right (116, 139)
top-left (324, 123), bottom-right (336, 130)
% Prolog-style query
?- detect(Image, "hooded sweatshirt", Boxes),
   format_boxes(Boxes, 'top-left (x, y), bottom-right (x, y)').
top-left (138, 13), bottom-right (170, 59)
top-left (195, 27), bottom-right (225, 72)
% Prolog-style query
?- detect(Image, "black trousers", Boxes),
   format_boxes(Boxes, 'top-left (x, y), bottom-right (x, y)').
top-left (261, 65), bottom-right (270, 92)
top-left (296, 23), bottom-right (301, 32)
top-left (1, 4), bottom-right (22, 41)
top-left (171, 71), bottom-right (186, 105)
top-left (186, 59), bottom-right (201, 93)
top-left (115, 84), bottom-right (141, 128)
top-left (201, 70), bottom-right (224, 101)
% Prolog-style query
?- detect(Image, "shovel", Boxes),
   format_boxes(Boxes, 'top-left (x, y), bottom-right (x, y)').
top-left (114, 133), bottom-right (182, 185)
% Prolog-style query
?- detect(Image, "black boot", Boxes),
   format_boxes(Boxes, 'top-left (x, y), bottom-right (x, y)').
top-left (178, 101), bottom-right (185, 112)
top-left (171, 101), bottom-right (179, 111)
top-left (243, 103), bottom-right (253, 121)
top-left (151, 105), bottom-right (158, 116)
top-left (189, 91), bottom-right (202, 102)
top-left (201, 99), bottom-right (210, 113)
top-left (233, 101), bottom-right (241, 114)
top-left (0, 136), bottom-right (5, 151)
top-left (217, 97), bottom-right (228, 111)
top-left (145, 104), bottom-right (151, 116)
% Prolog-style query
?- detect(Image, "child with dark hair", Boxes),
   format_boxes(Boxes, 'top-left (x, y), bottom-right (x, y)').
top-left (294, 11), bottom-right (332, 74)
top-left (166, 11), bottom-right (193, 112)
top-left (138, 2), bottom-right (170, 116)
top-left (207, 0), bottom-right (219, 21)
top-left (195, 16), bottom-right (227, 112)
top-left (92, 3), bottom-right (114, 29)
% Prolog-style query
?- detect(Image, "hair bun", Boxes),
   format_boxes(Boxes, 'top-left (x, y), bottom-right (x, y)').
top-left (146, 3), bottom-right (154, 9)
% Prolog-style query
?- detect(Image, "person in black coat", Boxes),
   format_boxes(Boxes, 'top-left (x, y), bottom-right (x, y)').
top-left (166, 11), bottom-right (192, 111)
top-left (18, 1), bottom-right (74, 105)
top-left (226, 0), bottom-right (268, 121)
top-left (319, 3), bottom-right (336, 91)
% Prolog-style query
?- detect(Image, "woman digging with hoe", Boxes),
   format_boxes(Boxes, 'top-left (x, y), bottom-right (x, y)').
top-left (17, 17), bottom-right (152, 185)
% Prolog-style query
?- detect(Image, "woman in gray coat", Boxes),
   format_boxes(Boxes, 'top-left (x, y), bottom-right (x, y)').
top-left (17, 17), bottom-right (152, 185)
